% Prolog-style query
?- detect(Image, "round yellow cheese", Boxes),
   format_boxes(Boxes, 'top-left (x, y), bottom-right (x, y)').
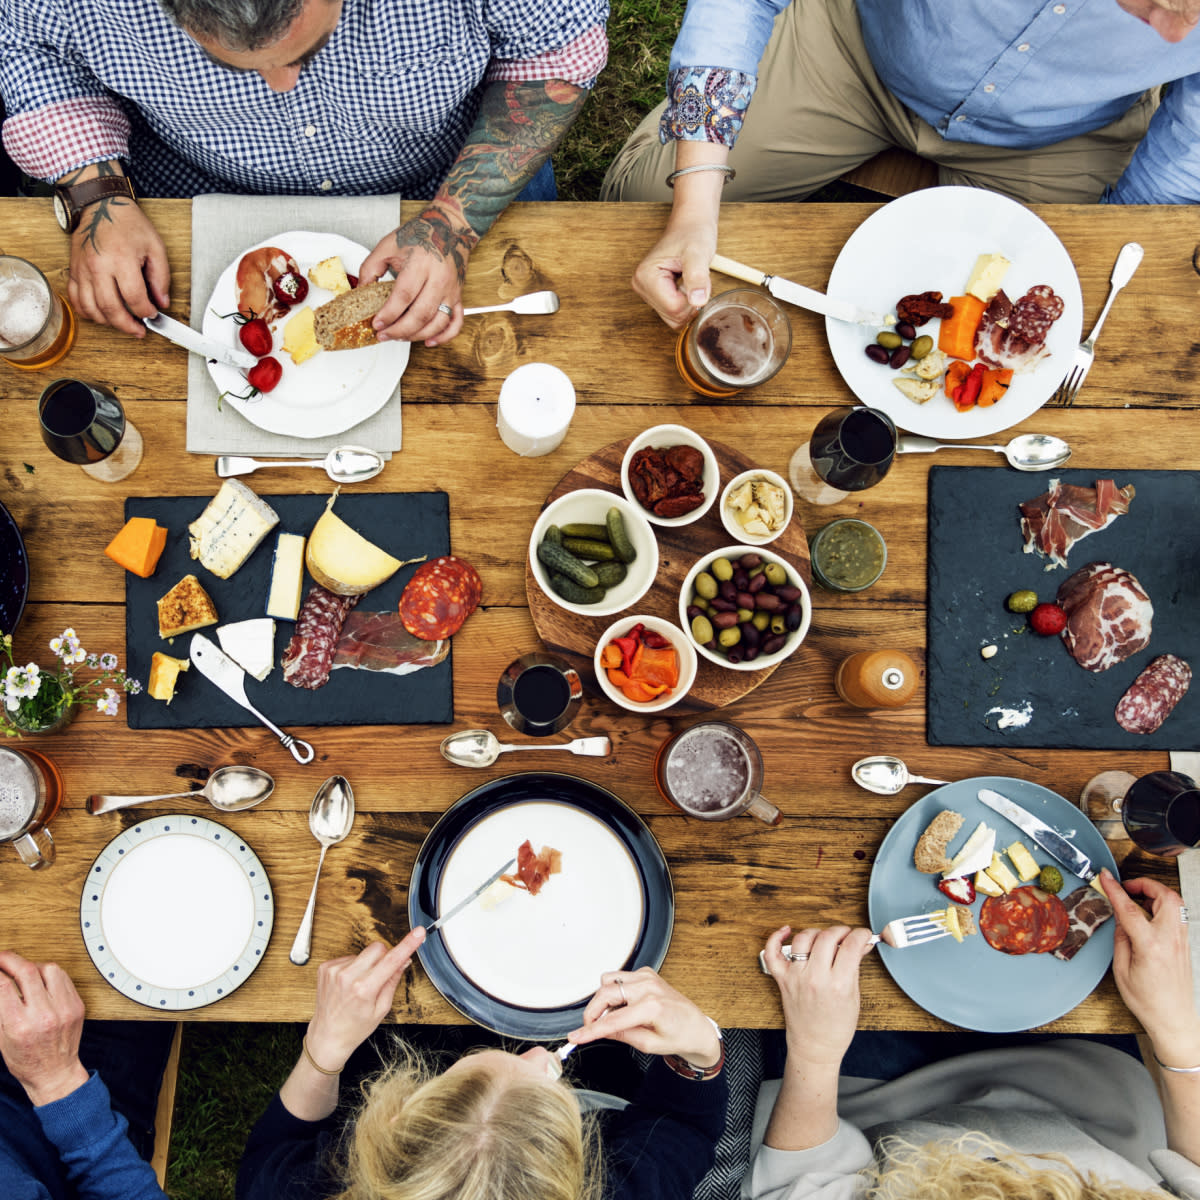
top-left (305, 499), bottom-right (402, 596)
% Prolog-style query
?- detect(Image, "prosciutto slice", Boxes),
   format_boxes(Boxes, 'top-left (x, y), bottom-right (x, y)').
top-left (501, 840), bottom-right (562, 896)
top-left (331, 612), bottom-right (448, 675)
top-left (975, 285), bottom-right (1064, 373)
top-left (1057, 561), bottom-right (1153, 673)
top-left (1019, 478), bottom-right (1135, 569)
top-left (236, 245), bottom-right (299, 323)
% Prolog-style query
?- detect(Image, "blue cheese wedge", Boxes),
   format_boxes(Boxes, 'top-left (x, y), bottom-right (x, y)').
top-left (266, 532), bottom-right (307, 621)
top-left (217, 618), bottom-right (276, 681)
top-left (188, 479), bottom-right (279, 580)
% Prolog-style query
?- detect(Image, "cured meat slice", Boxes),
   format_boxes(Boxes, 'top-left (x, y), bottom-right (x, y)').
top-left (1032, 889), bottom-right (1070, 953)
top-left (1019, 479), bottom-right (1135, 568)
top-left (331, 611), bottom-right (449, 674)
top-left (1056, 561), bottom-right (1153, 673)
top-left (980, 887), bottom-right (1043, 955)
top-left (282, 584), bottom-right (359, 689)
top-left (1115, 654), bottom-right (1192, 734)
top-left (500, 839), bottom-right (562, 896)
top-left (236, 245), bottom-right (300, 323)
top-left (399, 556), bottom-right (482, 641)
top-left (1053, 886), bottom-right (1114, 961)
top-left (975, 285), bottom-right (1064, 373)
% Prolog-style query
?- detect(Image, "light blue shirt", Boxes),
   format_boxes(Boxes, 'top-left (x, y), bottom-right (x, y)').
top-left (665, 0), bottom-right (1200, 203)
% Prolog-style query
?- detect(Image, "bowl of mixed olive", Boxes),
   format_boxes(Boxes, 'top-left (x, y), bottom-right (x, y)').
top-left (678, 545), bottom-right (811, 671)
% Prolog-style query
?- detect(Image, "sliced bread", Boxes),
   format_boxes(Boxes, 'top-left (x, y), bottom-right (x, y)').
top-left (313, 281), bottom-right (391, 350)
top-left (913, 809), bottom-right (965, 874)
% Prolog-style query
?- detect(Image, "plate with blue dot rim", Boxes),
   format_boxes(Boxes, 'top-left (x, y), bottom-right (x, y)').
top-left (80, 814), bottom-right (273, 1011)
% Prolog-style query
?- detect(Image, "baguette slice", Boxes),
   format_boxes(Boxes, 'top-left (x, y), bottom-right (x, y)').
top-left (313, 281), bottom-right (392, 350)
top-left (913, 809), bottom-right (965, 874)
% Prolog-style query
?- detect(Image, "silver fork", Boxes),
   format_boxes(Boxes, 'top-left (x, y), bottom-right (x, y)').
top-left (755, 912), bottom-right (954, 972)
top-left (1047, 241), bottom-right (1143, 407)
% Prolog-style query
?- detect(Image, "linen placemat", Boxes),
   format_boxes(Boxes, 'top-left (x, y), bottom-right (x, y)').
top-left (185, 193), bottom-right (404, 457)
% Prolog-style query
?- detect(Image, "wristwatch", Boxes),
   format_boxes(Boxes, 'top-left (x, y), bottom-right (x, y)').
top-left (53, 175), bottom-right (137, 233)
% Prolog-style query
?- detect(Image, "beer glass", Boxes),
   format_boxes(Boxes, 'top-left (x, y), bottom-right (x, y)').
top-left (676, 289), bottom-right (792, 397)
top-left (654, 721), bottom-right (780, 825)
top-left (0, 256), bottom-right (76, 369)
top-left (0, 746), bottom-right (64, 869)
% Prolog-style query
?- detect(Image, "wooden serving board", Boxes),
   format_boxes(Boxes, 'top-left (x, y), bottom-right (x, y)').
top-left (525, 437), bottom-right (811, 710)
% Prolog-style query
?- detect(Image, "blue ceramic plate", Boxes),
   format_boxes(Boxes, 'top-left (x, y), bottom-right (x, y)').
top-left (868, 776), bottom-right (1118, 1032)
top-left (0, 500), bottom-right (29, 636)
top-left (410, 772), bottom-right (673, 1039)
top-left (80, 814), bottom-right (273, 1011)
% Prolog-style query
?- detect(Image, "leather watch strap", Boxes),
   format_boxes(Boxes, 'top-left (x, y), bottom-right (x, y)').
top-left (55, 175), bottom-right (135, 232)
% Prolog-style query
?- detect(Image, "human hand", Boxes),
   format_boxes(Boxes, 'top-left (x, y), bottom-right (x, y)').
top-left (631, 209), bottom-right (719, 331)
top-left (68, 201), bottom-right (170, 337)
top-left (0, 951), bottom-right (89, 1106)
top-left (304, 929), bottom-right (425, 1072)
top-left (567, 966), bottom-right (721, 1067)
top-left (1102, 870), bottom-right (1200, 1061)
top-left (761, 925), bottom-right (875, 1069)
top-left (359, 204), bottom-right (475, 347)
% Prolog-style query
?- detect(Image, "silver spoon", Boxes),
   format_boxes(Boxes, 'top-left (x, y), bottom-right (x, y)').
top-left (215, 444), bottom-right (384, 484)
top-left (463, 290), bottom-right (560, 316)
top-left (87, 764), bottom-right (274, 816)
top-left (440, 729), bottom-right (611, 769)
top-left (896, 432), bottom-right (1071, 472)
top-left (851, 755), bottom-right (950, 796)
top-left (290, 775), bottom-right (355, 966)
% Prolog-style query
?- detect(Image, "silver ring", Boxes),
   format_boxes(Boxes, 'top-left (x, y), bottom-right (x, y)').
top-left (616, 979), bottom-right (628, 1005)
top-left (1182, 906), bottom-right (1190, 925)
top-left (437, 303), bottom-right (453, 316)
top-left (785, 950), bottom-right (810, 963)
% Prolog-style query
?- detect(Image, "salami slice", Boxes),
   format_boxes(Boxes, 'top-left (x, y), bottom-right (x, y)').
top-left (399, 556), bottom-right (482, 641)
top-left (1032, 888), bottom-right (1070, 953)
top-left (1008, 285), bottom-right (1065, 342)
top-left (980, 888), bottom-right (1043, 955)
top-left (1115, 654), bottom-right (1192, 734)
top-left (283, 584), bottom-right (360, 689)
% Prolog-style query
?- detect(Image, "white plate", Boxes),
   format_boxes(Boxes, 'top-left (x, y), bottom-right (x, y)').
top-left (438, 801), bottom-right (644, 1009)
top-left (825, 187), bottom-right (1082, 439)
top-left (202, 231), bottom-right (410, 439)
top-left (80, 814), bottom-right (273, 1011)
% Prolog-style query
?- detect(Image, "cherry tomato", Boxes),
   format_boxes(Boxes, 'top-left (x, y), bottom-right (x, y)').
top-left (345, 273), bottom-right (358, 288)
top-left (247, 356), bottom-right (283, 394)
top-left (272, 271), bottom-right (309, 307)
top-left (1029, 602), bottom-right (1067, 637)
top-left (238, 317), bottom-right (273, 358)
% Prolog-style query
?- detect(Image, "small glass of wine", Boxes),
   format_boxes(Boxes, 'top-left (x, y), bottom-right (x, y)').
top-left (38, 378), bottom-right (143, 482)
top-left (497, 652), bottom-right (582, 737)
top-left (788, 406), bottom-right (897, 505)
top-left (1119, 770), bottom-right (1200, 856)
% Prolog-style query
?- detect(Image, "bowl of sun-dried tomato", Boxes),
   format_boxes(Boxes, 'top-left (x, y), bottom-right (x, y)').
top-left (620, 424), bottom-right (720, 528)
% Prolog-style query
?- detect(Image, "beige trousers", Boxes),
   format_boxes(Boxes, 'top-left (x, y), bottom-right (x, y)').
top-left (601, 0), bottom-right (1157, 204)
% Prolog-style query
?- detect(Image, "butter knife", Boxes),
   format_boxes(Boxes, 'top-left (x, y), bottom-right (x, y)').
top-left (710, 253), bottom-right (890, 327)
top-left (144, 312), bottom-right (258, 370)
top-left (189, 634), bottom-right (314, 763)
top-left (424, 857), bottom-right (517, 935)
top-left (977, 787), bottom-right (1095, 882)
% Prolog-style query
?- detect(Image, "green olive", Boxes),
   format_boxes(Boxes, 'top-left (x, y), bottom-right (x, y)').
top-left (693, 596), bottom-right (711, 613)
top-left (876, 330), bottom-right (902, 350)
top-left (770, 614), bottom-right (786, 635)
top-left (910, 334), bottom-right (934, 360)
top-left (736, 607), bottom-right (754, 623)
top-left (691, 614), bottom-right (715, 644)
top-left (1006, 589), bottom-right (1038, 614)
top-left (710, 557), bottom-right (734, 582)
top-left (694, 571), bottom-right (718, 599)
top-left (717, 626), bottom-right (742, 648)
top-left (764, 562), bottom-right (787, 586)
top-left (752, 611), bottom-right (770, 632)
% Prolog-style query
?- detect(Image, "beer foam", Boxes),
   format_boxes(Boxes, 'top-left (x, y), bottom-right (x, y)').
top-left (0, 783), bottom-right (36, 839)
top-left (0, 278), bottom-right (50, 349)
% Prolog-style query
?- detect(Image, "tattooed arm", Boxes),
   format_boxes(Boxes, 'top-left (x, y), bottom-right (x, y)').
top-left (358, 78), bottom-right (586, 346)
top-left (58, 160), bottom-right (170, 338)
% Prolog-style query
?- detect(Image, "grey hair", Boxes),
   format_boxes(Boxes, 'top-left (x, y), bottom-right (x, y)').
top-left (158, 0), bottom-right (317, 51)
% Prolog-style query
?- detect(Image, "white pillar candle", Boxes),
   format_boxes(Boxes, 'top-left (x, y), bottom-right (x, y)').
top-left (496, 363), bottom-right (575, 457)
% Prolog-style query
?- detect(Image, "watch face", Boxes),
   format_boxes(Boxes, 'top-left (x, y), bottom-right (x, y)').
top-left (53, 192), bottom-right (72, 232)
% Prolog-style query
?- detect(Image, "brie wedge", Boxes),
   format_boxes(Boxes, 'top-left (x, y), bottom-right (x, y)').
top-left (217, 618), bottom-right (276, 681)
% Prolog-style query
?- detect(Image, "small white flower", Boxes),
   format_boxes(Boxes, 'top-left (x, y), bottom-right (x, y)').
top-left (99, 653), bottom-right (117, 670)
top-left (7, 664), bottom-right (41, 700)
top-left (96, 688), bottom-right (120, 717)
top-left (126, 679), bottom-right (143, 695)
top-left (86, 654), bottom-right (100, 669)
top-left (5, 695), bottom-right (17, 712)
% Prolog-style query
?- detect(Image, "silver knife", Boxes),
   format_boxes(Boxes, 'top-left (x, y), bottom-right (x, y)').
top-left (977, 787), bottom-right (1096, 882)
top-left (710, 253), bottom-right (890, 327)
top-left (143, 312), bottom-right (259, 370)
top-left (189, 634), bottom-right (314, 763)
top-left (424, 857), bottom-right (517, 935)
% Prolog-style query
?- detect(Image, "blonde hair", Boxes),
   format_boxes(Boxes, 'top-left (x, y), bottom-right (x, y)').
top-left (331, 1044), bottom-right (604, 1200)
top-left (863, 1132), bottom-right (1172, 1200)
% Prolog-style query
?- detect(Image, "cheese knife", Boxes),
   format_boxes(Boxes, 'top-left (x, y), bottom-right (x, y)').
top-left (423, 857), bottom-right (518, 936)
top-left (143, 312), bottom-right (258, 370)
top-left (189, 634), bottom-right (314, 763)
top-left (977, 787), bottom-right (1096, 882)
top-left (710, 253), bottom-right (891, 327)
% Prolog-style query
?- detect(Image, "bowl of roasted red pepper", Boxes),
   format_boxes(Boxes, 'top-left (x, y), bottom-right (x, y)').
top-left (620, 424), bottom-right (720, 528)
top-left (593, 615), bottom-right (697, 712)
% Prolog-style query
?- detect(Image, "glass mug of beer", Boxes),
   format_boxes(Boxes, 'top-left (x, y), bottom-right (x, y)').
top-left (0, 255), bottom-right (76, 370)
top-left (0, 746), bottom-right (64, 869)
top-left (676, 289), bottom-right (792, 398)
top-left (654, 721), bottom-right (781, 825)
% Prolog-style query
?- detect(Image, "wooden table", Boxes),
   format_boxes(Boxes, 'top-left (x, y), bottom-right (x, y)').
top-left (0, 198), bottom-right (1192, 1031)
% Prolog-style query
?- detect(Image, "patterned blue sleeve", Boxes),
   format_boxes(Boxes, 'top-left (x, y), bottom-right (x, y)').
top-left (1106, 72), bottom-right (1200, 204)
top-left (659, 67), bottom-right (755, 146)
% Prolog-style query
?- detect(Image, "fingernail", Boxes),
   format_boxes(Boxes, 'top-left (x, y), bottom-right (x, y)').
top-left (689, 289), bottom-right (707, 306)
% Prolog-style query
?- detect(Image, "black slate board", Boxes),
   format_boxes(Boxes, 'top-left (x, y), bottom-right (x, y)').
top-left (927, 466), bottom-right (1200, 749)
top-left (124, 491), bottom-right (452, 730)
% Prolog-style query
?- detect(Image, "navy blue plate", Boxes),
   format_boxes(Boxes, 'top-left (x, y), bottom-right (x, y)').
top-left (0, 500), bottom-right (28, 636)
top-left (409, 772), bottom-right (673, 1039)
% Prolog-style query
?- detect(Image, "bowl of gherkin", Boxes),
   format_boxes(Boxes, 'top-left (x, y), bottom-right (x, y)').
top-left (528, 489), bottom-right (659, 618)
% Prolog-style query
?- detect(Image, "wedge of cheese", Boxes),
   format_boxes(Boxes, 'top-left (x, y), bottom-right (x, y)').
top-left (157, 574), bottom-right (218, 639)
top-left (984, 851), bottom-right (1020, 895)
top-left (188, 480), bottom-right (279, 580)
top-left (148, 652), bottom-right (189, 703)
top-left (965, 253), bottom-right (1011, 302)
top-left (974, 867), bottom-right (1005, 897)
top-left (309, 256), bottom-right (351, 295)
top-left (266, 532), bottom-right (306, 621)
top-left (306, 492), bottom-right (402, 596)
top-left (282, 306), bottom-right (320, 365)
top-left (1005, 840), bottom-right (1041, 882)
top-left (217, 618), bottom-right (276, 681)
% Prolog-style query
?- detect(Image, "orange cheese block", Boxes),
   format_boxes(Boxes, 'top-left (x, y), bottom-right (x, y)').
top-left (105, 517), bottom-right (168, 578)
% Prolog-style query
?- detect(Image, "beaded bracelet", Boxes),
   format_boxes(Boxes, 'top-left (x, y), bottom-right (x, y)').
top-left (1154, 1052), bottom-right (1200, 1074)
top-left (302, 1035), bottom-right (342, 1076)
top-left (665, 164), bottom-right (736, 189)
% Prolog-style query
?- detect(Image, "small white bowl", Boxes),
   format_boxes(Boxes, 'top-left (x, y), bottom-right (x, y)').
top-left (592, 614), bottom-right (698, 713)
top-left (619, 424), bottom-right (720, 527)
top-left (678, 544), bottom-right (812, 672)
top-left (719, 468), bottom-right (794, 546)
top-left (529, 488), bottom-right (659, 617)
